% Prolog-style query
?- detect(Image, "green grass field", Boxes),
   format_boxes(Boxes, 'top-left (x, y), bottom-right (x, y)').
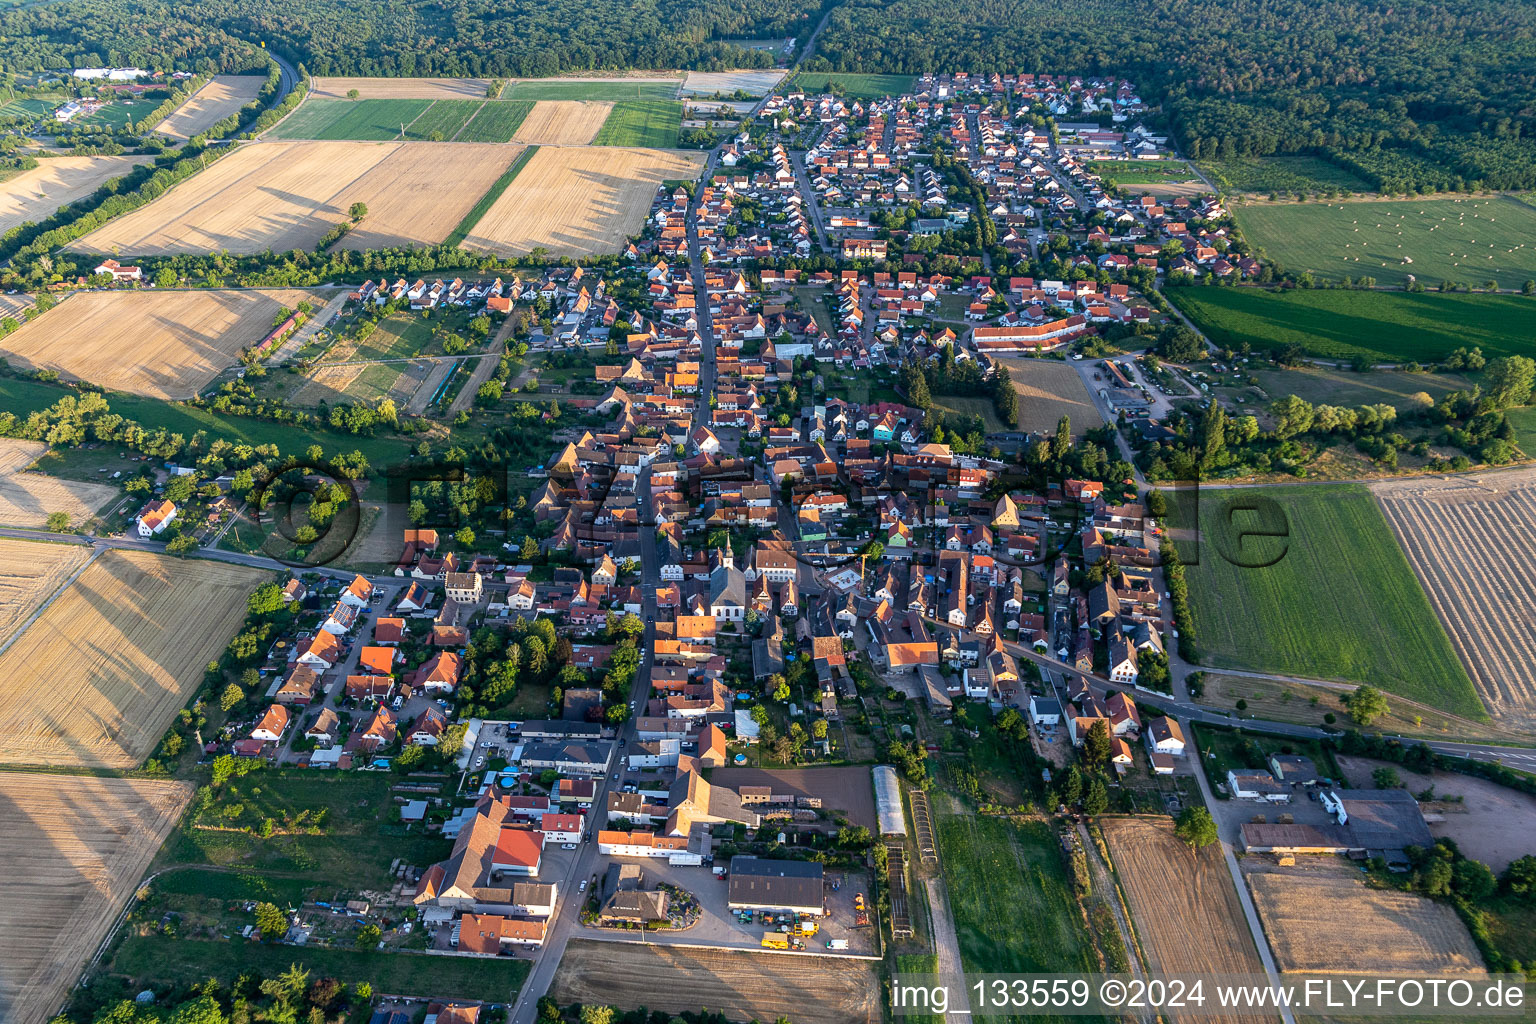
top-left (938, 812), bottom-right (1098, 978)
top-left (1168, 287), bottom-right (1536, 363)
top-left (455, 99), bottom-right (532, 142)
top-left (1234, 195), bottom-right (1536, 289)
top-left (400, 99), bottom-right (484, 140)
top-left (109, 935), bottom-right (529, 1001)
top-left (1181, 483), bottom-right (1483, 716)
top-left (1506, 405), bottom-right (1536, 454)
top-left (79, 102), bottom-right (139, 130)
top-left (1199, 154), bottom-right (1371, 195)
top-left (502, 79), bottom-right (681, 101)
top-left (1088, 160), bottom-right (1194, 185)
top-left (934, 394), bottom-right (1009, 432)
top-left (0, 98), bottom-right (55, 119)
top-left (267, 97), bottom-right (432, 140)
top-left (447, 144), bottom-right (537, 247)
top-left (592, 99), bottom-right (684, 148)
top-left (788, 72), bottom-right (915, 99)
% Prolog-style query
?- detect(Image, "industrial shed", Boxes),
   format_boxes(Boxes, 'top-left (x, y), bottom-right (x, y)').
top-left (727, 857), bottom-right (825, 916)
top-left (873, 765), bottom-right (906, 837)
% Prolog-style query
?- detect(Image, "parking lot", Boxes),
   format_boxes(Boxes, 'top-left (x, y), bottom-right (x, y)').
top-left (572, 855), bottom-right (878, 956)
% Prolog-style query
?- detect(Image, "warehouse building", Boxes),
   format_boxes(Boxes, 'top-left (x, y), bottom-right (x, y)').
top-left (727, 857), bottom-right (825, 916)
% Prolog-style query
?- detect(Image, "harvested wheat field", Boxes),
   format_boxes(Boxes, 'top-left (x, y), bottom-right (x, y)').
top-left (512, 101), bottom-right (613, 145)
top-left (331, 142), bottom-right (524, 250)
top-left (0, 439), bottom-right (118, 528)
top-left (1372, 469), bottom-right (1536, 728)
top-left (0, 537), bottom-right (90, 647)
top-left (997, 357), bottom-right (1105, 435)
top-left (155, 76), bottom-right (265, 139)
top-left (310, 76), bottom-right (492, 100)
top-left (0, 772), bottom-right (192, 1024)
top-left (551, 940), bottom-right (878, 1024)
top-left (462, 146), bottom-right (703, 256)
top-left (0, 154), bottom-right (152, 234)
top-left (0, 549), bottom-right (267, 769)
top-left (1103, 818), bottom-right (1269, 1021)
top-left (681, 70), bottom-right (786, 97)
top-left (0, 288), bottom-right (317, 399)
top-left (1247, 871), bottom-right (1483, 975)
top-left (69, 141), bottom-right (520, 255)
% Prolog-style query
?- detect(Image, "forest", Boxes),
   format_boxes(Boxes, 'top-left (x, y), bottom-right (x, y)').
top-left (0, 0), bottom-right (825, 78)
top-left (805, 0), bottom-right (1536, 192)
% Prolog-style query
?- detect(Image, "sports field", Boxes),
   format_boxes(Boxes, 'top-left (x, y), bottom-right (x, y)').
top-left (501, 77), bottom-right (682, 101)
top-left (69, 140), bottom-right (524, 254)
top-left (512, 101), bottom-right (612, 145)
top-left (0, 550), bottom-right (267, 768)
top-left (0, 288), bottom-right (316, 398)
top-left (0, 772), bottom-right (192, 1024)
top-left (593, 99), bottom-right (684, 147)
top-left (1180, 483), bottom-right (1482, 715)
top-left (154, 75), bottom-right (264, 139)
top-left (1168, 287), bottom-right (1536, 363)
top-left (1234, 195), bottom-right (1536, 289)
top-left (0, 154), bottom-right (151, 234)
top-left (788, 72), bottom-right (915, 98)
top-left (309, 77), bottom-right (492, 100)
top-left (460, 145), bottom-right (703, 256)
top-left (0, 439), bottom-right (118, 528)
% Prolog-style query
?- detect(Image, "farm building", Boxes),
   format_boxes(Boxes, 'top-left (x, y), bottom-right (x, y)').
top-left (727, 857), bottom-right (825, 916)
top-left (873, 765), bottom-right (905, 837)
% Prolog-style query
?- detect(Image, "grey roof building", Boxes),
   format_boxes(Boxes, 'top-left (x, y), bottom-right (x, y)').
top-left (727, 857), bottom-right (825, 916)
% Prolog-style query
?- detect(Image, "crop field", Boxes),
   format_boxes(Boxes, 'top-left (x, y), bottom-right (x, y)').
top-left (1246, 871), bottom-right (1483, 974)
top-left (1198, 155), bottom-right (1372, 195)
top-left (266, 98), bottom-right (431, 140)
top-left (0, 154), bottom-right (151, 234)
top-left (0, 772), bottom-right (192, 1024)
top-left (454, 100), bottom-right (533, 142)
top-left (593, 99), bottom-right (685, 147)
top-left (155, 75), bottom-right (264, 139)
top-left (502, 77), bottom-right (682, 101)
top-left (461, 145), bottom-right (703, 256)
top-left (1233, 195), bottom-right (1536, 290)
top-left (788, 72), bottom-right (916, 98)
top-left (1180, 483), bottom-right (1482, 715)
top-left (549, 940), bottom-right (878, 1024)
top-left (1371, 468), bottom-right (1536, 728)
top-left (400, 99), bottom-right (486, 139)
top-left (512, 100), bottom-right (613, 145)
top-left (1167, 287), bottom-right (1536, 363)
top-left (938, 812), bottom-right (1098, 980)
top-left (1101, 817), bottom-right (1267, 1022)
top-left (997, 357), bottom-right (1105, 435)
top-left (0, 439), bottom-right (118, 528)
top-left (0, 550), bottom-right (267, 768)
top-left (0, 288), bottom-right (317, 398)
top-left (309, 77), bottom-right (492, 100)
top-left (0, 537), bottom-right (90, 646)
top-left (69, 140), bottom-right (522, 254)
top-left (681, 70), bottom-right (785, 97)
